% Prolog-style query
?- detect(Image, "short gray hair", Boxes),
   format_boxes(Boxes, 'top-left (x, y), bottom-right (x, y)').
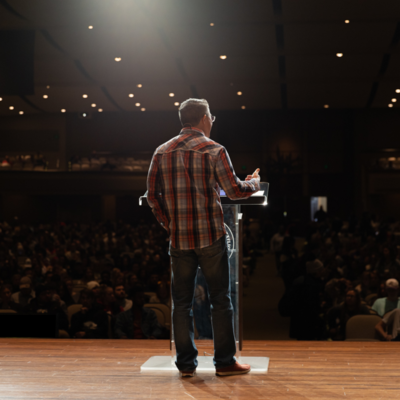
top-left (179, 98), bottom-right (209, 127)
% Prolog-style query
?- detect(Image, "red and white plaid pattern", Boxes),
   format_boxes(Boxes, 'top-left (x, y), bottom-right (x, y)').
top-left (147, 127), bottom-right (260, 250)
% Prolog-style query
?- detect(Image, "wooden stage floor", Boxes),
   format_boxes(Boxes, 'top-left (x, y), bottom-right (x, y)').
top-left (0, 339), bottom-right (399, 399)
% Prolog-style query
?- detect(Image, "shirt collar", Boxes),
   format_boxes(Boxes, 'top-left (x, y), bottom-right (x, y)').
top-left (180, 127), bottom-right (205, 136)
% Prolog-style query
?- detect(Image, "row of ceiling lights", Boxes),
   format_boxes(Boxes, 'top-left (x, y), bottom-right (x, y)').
top-left (388, 89), bottom-right (400, 108)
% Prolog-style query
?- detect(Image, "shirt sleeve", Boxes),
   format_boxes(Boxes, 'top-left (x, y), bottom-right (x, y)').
top-left (215, 147), bottom-right (260, 200)
top-left (146, 153), bottom-right (170, 233)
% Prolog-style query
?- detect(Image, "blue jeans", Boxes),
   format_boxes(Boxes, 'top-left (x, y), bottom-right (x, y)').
top-left (169, 235), bottom-right (237, 371)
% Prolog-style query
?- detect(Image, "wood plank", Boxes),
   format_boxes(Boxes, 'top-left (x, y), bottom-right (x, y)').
top-left (0, 339), bottom-right (399, 399)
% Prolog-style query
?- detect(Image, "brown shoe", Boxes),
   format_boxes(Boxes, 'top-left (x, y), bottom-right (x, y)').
top-left (179, 369), bottom-right (196, 378)
top-left (216, 361), bottom-right (251, 376)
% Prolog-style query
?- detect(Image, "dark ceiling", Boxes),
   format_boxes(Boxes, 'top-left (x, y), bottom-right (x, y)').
top-left (0, 0), bottom-right (400, 116)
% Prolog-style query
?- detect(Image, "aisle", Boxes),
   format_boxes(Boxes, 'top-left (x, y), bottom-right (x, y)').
top-left (243, 252), bottom-right (291, 340)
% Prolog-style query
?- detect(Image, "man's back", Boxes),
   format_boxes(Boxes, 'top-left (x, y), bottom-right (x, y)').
top-left (147, 128), bottom-right (259, 250)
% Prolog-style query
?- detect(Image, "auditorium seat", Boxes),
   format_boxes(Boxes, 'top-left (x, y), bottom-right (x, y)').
top-left (0, 309), bottom-right (17, 314)
top-left (67, 304), bottom-right (83, 325)
top-left (365, 293), bottom-right (378, 306)
top-left (144, 303), bottom-right (170, 329)
top-left (345, 315), bottom-right (382, 341)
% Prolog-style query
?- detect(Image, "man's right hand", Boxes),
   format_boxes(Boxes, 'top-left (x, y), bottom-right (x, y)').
top-left (245, 168), bottom-right (260, 181)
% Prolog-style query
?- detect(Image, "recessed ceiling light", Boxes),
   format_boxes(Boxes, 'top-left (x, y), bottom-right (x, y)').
top-left (210, 23), bottom-right (214, 26)
top-left (344, 20), bottom-right (350, 23)
top-left (174, 102), bottom-right (179, 106)
top-left (0, 98), bottom-right (2, 101)
top-left (129, 94), bottom-right (134, 98)
top-left (396, 89), bottom-right (400, 93)
top-left (336, 53), bottom-right (343, 57)
top-left (237, 91), bottom-right (242, 96)
top-left (220, 55), bottom-right (227, 60)
top-left (392, 98), bottom-right (397, 102)
top-left (43, 94), bottom-right (48, 99)
top-left (46, 85), bottom-right (50, 89)
top-left (141, 108), bottom-right (146, 111)
top-left (19, 111), bottom-right (24, 115)
top-left (388, 104), bottom-right (393, 108)
top-left (135, 103), bottom-right (140, 107)
top-left (137, 84), bottom-right (142, 88)
top-left (83, 94), bottom-right (88, 98)
top-left (115, 57), bottom-right (121, 62)
top-left (91, 103), bottom-right (96, 107)
top-left (9, 106), bottom-right (14, 110)
top-left (241, 106), bottom-right (246, 110)
top-left (61, 109), bottom-right (66, 113)
top-left (88, 25), bottom-right (93, 29)
top-left (169, 93), bottom-right (174, 97)
top-left (98, 108), bottom-right (103, 112)
top-left (324, 104), bottom-right (329, 108)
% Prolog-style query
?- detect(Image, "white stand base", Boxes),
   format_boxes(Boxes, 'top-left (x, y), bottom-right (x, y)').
top-left (140, 356), bottom-right (269, 373)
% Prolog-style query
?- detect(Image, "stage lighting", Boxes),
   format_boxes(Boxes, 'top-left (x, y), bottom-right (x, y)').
top-left (115, 57), bottom-right (121, 62)
top-left (78, 112), bottom-right (91, 119)
top-left (91, 103), bottom-right (96, 107)
top-left (82, 94), bottom-right (88, 98)
top-left (336, 53), bottom-right (343, 57)
top-left (46, 85), bottom-right (50, 89)
top-left (98, 109), bottom-right (103, 112)
top-left (220, 55), bottom-right (227, 59)
top-left (88, 26), bottom-right (93, 29)
top-left (61, 109), bottom-right (66, 113)
top-left (169, 93), bottom-right (174, 97)
top-left (19, 111), bottom-right (24, 115)
top-left (237, 91), bottom-right (242, 95)
top-left (141, 108), bottom-right (146, 111)
top-left (43, 95), bottom-right (48, 99)
top-left (241, 106), bottom-right (246, 109)
top-left (392, 98), bottom-right (397, 102)
top-left (396, 89), bottom-right (400, 93)
top-left (174, 102), bottom-right (179, 106)
top-left (210, 23), bottom-right (214, 26)
top-left (344, 20), bottom-right (350, 23)
top-left (9, 106), bottom-right (14, 110)
top-left (135, 103), bottom-right (140, 106)
top-left (137, 84), bottom-right (142, 88)
top-left (389, 104), bottom-right (393, 108)
top-left (0, 98), bottom-right (2, 101)
top-left (324, 104), bottom-right (329, 108)
top-left (129, 94), bottom-right (134, 97)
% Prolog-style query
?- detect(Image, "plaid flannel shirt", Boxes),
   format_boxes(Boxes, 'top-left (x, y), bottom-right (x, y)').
top-left (147, 127), bottom-right (260, 250)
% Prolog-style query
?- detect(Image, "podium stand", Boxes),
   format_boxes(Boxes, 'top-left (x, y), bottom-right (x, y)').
top-left (139, 183), bottom-right (270, 373)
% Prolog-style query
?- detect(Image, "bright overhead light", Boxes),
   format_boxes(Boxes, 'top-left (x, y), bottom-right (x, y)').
top-left (88, 25), bottom-right (93, 29)
top-left (83, 94), bottom-right (88, 98)
top-left (91, 103), bottom-right (96, 107)
top-left (0, 98), bottom-right (2, 101)
top-left (169, 93), bottom-right (175, 97)
top-left (388, 104), bottom-right (393, 108)
top-left (135, 103), bottom-right (140, 107)
top-left (174, 102), bottom-right (179, 106)
top-left (237, 91), bottom-right (242, 96)
top-left (344, 20), bottom-right (350, 23)
top-left (19, 111), bottom-right (24, 115)
top-left (43, 94), bottom-right (48, 99)
top-left (324, 104), bottom-right (329, 108)
top-left (129, 94), bottom-right (134, 98)
top-left (98, 108), bottom-right (103, 112)
top-left (115, 57), bottom-right (121, 62)
top-left (141, 108), bottom-right (146, 111)
top-left (61, 109), bottom-right (66, 113)
top-left (241, 106), bottom-right (246, 110)
top-left (336, 53), bottom-right (343, 57)
top-left (137, 84), bottom-right (142, 88)
top-left (396, 89), bottom-right (400, 93)
top-left (210, 23), bottom-right (214, 26)
top-left (392, 98), bottom-right (397, 102)
top-left (9, 106), bottom-right (14, 110)
top-left (220, 55), bottom-right (227, 60)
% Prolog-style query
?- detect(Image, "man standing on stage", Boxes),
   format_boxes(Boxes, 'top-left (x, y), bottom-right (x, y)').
top-left (147, 98), bottom-right (260, 377)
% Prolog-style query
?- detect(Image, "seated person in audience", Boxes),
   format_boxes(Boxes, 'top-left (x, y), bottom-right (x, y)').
top-left (149, 282), bottom-right (171, 307)
top-left (327, 289), bottom-right (370, 341)
top-left (371, 279), bottom-right (400, 317)
top-left (0, 284), bottom-right (23, 312)
top-left (97, 286), bottom-right (124, 315)
top-left (114, 285), bottom-right (132, 311)
top-left (58, 281), bottom-right (76, 307)
top-left (375, 308), bottom-right (400, 341)
top-left (47, 283), bottom-right (68, 315)
top-left (99, 271), bottom-right (113, 287)
top-left (87, 281), bottom-right (101, 298)
top-left (70, 289), bottom-right (109, 339)
top-left (114, 288), bottom-right (167, 339)
top-left (24, 284), bottom-right (69, 332)
top-left (11, 276), bottom-right (35, 307)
